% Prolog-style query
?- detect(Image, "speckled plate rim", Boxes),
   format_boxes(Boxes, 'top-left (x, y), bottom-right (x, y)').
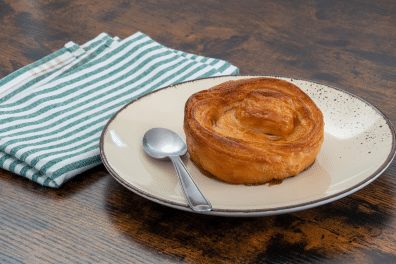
top-left (99, 75), bottom-right (396, 217)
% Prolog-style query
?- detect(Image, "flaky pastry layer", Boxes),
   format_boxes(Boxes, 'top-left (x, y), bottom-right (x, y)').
top-left (183, 77), bottom-right (325, 185)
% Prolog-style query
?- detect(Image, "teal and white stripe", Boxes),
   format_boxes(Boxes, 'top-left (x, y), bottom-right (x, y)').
top-left (0, 32), bottom-right (239, 187)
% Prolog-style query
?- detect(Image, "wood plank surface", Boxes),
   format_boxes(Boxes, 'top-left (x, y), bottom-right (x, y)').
top-left (1, 0), bottom-right (396, 263)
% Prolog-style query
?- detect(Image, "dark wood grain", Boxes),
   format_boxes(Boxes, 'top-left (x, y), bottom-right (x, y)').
top-left (1, 0), bottom-right (396, 263)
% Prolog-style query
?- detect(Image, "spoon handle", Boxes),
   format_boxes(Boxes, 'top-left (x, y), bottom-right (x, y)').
top-left (169, 156), bottom-right (212, 212)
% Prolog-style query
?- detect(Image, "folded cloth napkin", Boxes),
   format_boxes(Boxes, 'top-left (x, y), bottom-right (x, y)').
top-left (0, 32), bottom-right (239, 188)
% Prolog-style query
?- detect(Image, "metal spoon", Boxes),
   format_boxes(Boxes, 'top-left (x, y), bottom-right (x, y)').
top-left (142, 127), bottom-right (212, 213)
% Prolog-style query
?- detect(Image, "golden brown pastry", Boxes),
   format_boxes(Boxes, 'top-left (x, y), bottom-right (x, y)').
top-left (183, 77), bottom-right (324, 185)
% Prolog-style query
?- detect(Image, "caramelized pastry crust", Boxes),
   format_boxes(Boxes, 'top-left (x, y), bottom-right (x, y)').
top-left (183, 77), bottom-right (325, 185)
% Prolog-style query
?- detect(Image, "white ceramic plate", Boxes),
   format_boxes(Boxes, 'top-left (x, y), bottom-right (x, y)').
top-left (100, 75), bottom-right (395, 217)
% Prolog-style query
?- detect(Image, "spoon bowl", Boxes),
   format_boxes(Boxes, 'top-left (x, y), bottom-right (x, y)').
top-left (142, 128), bottom-right (187, 159)
top-left (142, 128), bottom-right (212, 213)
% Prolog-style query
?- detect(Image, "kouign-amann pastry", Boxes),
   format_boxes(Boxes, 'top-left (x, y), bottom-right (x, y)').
top-left (183, 77), bottom-right (325, 185)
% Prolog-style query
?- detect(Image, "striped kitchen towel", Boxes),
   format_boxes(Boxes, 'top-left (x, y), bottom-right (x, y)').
top-left (0, 32), bottom-right (239, 188)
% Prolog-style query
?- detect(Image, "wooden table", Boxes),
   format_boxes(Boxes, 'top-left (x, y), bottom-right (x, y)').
top-left (1, 0), bottom-right (396, 263)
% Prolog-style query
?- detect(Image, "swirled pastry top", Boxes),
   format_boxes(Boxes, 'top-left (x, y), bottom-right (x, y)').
top-left (183, 77), bottom-right (325, 185)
